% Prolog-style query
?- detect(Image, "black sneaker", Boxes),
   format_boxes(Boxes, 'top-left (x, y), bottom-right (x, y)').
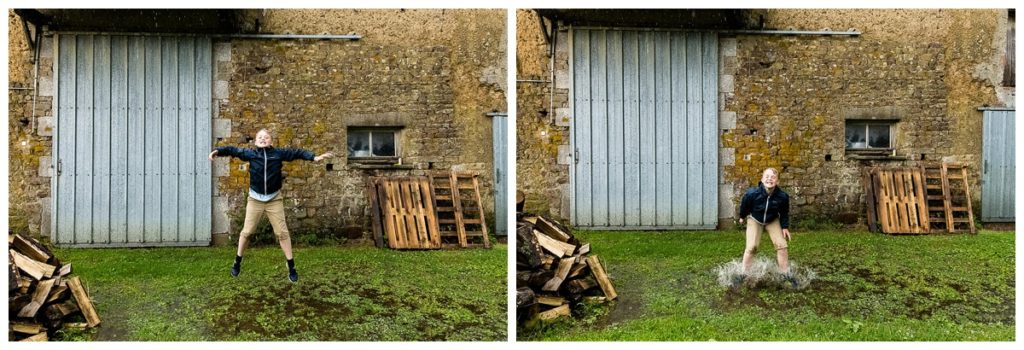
top-left (784, 274), bottom-right (798, 288)
top-left (730, 274), bottom-right (746, 288)
top-left (230, 264), bottom-right (241, 278)
top-left (288, 269), bottom-right (298, 283)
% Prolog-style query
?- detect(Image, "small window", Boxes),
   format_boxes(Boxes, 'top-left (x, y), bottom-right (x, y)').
top-left (347, 128), bottom-right (400, 159)
top-left (845, 121), bottom-right (893, 150)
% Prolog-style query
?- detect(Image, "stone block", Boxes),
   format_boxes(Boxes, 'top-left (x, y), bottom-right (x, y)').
top-left (214, 80), bottom-right (230, 99)
top-left (213, 118), bottom-right (232, 139)
top-left (557, 145), bottom-right (573, 165)
top-left (37, 117), bottom-right (54, 136)
top-left (720, 148), bottom-right (736, 166)
top-left (213, 158), bottom-right (230, 177)
top-left (40, 197), bottom-right (51, 238)
top-left (719, 111), bottom-right (736, 130)
top-left (719, 184), bottom-right (737, 219)
top-left (554, 107), bottom-right (571, 127)
top-left (38, 76), bottom-right (53, 97)
top-left (212, 196), bottom-right (230, 234)
top-left (555, 69), bottom-right (570, 89)
top-left (720, 38), bottom-right (737, 57)
top-left (214, 42), bottom-right (232, 62)
top-left (40, 38), bottom-right (53, 58)
top-left (720, 74), bottom-right (734, 93)
top-left (39, 156), bottom-right (51, 177)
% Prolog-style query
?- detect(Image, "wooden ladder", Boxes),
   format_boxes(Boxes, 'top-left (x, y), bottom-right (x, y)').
top-left (430, 171), bottom-right (491, 248)
top-left (921, 163), bottom-right (976, 234)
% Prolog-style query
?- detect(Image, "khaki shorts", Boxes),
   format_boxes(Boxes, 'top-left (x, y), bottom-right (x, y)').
top-left (239, 194), bottom-right (290, 241)
top-left (745, 215), bottom-right (787, 252)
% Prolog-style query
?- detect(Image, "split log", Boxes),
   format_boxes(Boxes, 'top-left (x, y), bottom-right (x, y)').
top-left (533, 231), bottom-right (576, 257)
top-left (64, 322), bottom-right (89, 330)
top-left (10, 294), bottom-right (32, 312)
top-left (10, 250), bottom-right (56, 280)
top-left (516, 222), bottom-right (543, 269)
top-left (58, 264), bottom-right (73, 277)
top-left (12, 233), bottom-right (54, 264)
top-left (11, 322), bottom-right (44, 335)
top-left (536, 295), bottom-right (565, 307)
top-left (20, 333), bottom-right (48, 341)
top-left (516, 287), bottom-right (536, 308)
top-left (46, 285), bottom-right (69, 304)
top-left (18, 278), bottom-right (55, 317)
top-left (535, 216), bottom-right (572, 243)
top-left (566, 276), bottom-right (598, 295)
top-left (567, 261), bottom-right (589, 279)
top-left (576, 243), bottom-right (591, 256)
top-left (542, 258), bottom-right (575, 292)
top-left (67, 276), bottom-right (101, 327)
top-left (516, 270), bottom-right (554, 290)
top-left (54, 300), bottom-right (80, 317)
top-left (586, 255), bottom-right (618, 301)
top-left (536, 304), bottom-right (571, 321)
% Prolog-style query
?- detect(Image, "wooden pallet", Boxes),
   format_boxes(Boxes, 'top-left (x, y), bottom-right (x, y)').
top-left (367, 176), bottom-right (442, 249)
top-left (431, 171), bottom-right (491, 248)
top-left (865, 167), bottom-right (930, 234)
top-left (921, 163), bottom-right (976, 234)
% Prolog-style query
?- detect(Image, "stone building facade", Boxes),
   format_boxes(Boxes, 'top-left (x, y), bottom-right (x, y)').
top-left (517, 9), bottom-right (1014, 227)
top-left (8, 9), bottom-right (507, 243)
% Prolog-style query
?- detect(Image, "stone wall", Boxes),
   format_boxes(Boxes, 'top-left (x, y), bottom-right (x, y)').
top-left (515, 9), bottom-right (1012, 226)
top-left (7, 9), bottom-right (506, 241)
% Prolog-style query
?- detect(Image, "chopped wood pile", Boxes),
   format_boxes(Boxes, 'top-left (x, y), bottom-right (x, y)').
top-left (516, 214), bottom-right (617, 324)
top-left (8, 233), bottom-right (100, 341)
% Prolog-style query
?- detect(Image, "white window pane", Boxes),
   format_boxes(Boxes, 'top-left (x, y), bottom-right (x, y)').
top-left (868, 124), bottom-right (890, 148)
top-left (371, 132), bottom-right (396, 157)
top-left (348, 131), bottom-right (370, 157)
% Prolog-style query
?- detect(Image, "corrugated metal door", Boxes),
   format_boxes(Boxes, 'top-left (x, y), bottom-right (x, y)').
top-left (53, 34), bottom-right (213, 247)
top-left (571, 29), bottom-right (718, 229)
top-left (490, 112), bottom-right (508, 236)
top-left (981, 109), bottom-right (1015, 222)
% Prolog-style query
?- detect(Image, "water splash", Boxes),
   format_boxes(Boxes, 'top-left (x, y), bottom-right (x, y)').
top-left (714, 256), bottom-right (817, 289)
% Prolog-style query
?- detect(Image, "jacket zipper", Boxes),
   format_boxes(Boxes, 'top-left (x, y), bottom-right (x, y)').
top-left (764, 190), bottom-right (771, 223)
top-left (263, 148), bottom-right (268, 194)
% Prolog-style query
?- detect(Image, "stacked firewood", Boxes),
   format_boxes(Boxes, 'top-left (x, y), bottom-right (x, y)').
top-left (516, 214), bottom-right (617, 324)
top-left (8, 233), bottom-right (100, 341)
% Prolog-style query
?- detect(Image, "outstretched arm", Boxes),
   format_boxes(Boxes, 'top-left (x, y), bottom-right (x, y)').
top-left (209, 146), bottom-right (248, 161)
top-left (313, 152), bottom-right (335, 162)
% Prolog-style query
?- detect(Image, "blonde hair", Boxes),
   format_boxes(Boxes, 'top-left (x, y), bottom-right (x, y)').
top-left (763, 167), bottom-right (780, 178)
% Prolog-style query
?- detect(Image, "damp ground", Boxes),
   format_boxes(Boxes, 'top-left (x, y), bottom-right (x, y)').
top-left (519, 230), bottom-right (1014, 341)
top-left (52, 244), bottom-right (507, 341)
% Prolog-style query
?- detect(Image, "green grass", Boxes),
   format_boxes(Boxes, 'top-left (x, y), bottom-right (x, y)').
top-left (52, 244), bottom-right (507, 341)
top-left (519, 230), bottom-right (1015, 341)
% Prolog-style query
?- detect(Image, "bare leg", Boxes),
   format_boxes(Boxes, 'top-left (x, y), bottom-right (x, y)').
top-left (236, 235), bottom-right (249, 257)
top-left (278, 237), bottom-right (294, 260)
top-left (776, 248), bottom-right (790, 274)
top-left (742, 249), bottom-right (755, 274)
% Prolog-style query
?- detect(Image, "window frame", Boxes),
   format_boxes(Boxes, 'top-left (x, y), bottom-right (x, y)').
top-left (347, 127), bottom-right (402, 162)
top-left (845, 120), bottom-right (895, 151)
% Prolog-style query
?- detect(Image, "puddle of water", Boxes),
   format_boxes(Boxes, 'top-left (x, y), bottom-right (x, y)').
top-left (714, 256), bottom-right (817, 290)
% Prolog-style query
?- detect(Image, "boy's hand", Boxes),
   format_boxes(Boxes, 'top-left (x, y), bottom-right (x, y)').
top-left (783, 229), bottom-right (792, 241)
top-left (208, 150), bottom-right (218, 161)
top-left (314, 152), bottom-right (335, 162)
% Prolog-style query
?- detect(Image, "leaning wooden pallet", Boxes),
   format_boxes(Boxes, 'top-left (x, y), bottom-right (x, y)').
top-left (865, 167), bottom-right (929, 234)
top-left (367, 176), bottom-right (442, 249)
top-left (431, 171), bottom-right (491, 248)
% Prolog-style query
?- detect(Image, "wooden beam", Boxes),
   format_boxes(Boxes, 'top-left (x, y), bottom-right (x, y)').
top-left (68, 276), bottom-right (101, 327)
top-left (586, 255), bottom-right (618, 301)
top-left (10, 249), bottom-right (56, 280)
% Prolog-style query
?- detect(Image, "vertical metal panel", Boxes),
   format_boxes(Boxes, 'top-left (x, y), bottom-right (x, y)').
top-left (54, 34), bottom-right (213, 247)
top-left (195, 37), bottom-right (213, 243)
top-left (670, 33), bottom-right (688, 226)
top-left (127, 36), bottom-right (146, 244)
top-left (178, 37), bottom-right (196, 242)
top-left (590, 30), bottom-right (609, 227)
top-left (92, 35), bottom-right (111, 244)
top-left (110, 36), bottom-right (128, 244)
top-left (701, 33), bottom-right (720, 226)
top-left (143, 36), bottom-right (162, 244)
top-left (491, 114), bottom-right (508, 236)
top-left (573, 29), bottom-right (592, 226)
top-left (74, 35), bottom-right (94, 243)
top-left (621, 31), bottom-right (641, 226)
top-left (572, 29), bottom-right (718, 229)
top-left (56, 35), bottom-right (76, 244)
top-left (161, 37), bottom-right (179, 242)
top-left (606, 31), bottom-right (625, 226)
top-left (638, 31), bottom-right (656, 226)
top-left (982, 110), bottom-right (1015, 221)
top-left (654, 32), bottom-right (672, 226)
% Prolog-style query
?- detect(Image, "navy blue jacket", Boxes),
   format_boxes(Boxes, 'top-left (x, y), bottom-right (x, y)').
top-left (215, 146), bottom-right (315, 196)
top-left (738, 182), bottom-right (791, 229)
